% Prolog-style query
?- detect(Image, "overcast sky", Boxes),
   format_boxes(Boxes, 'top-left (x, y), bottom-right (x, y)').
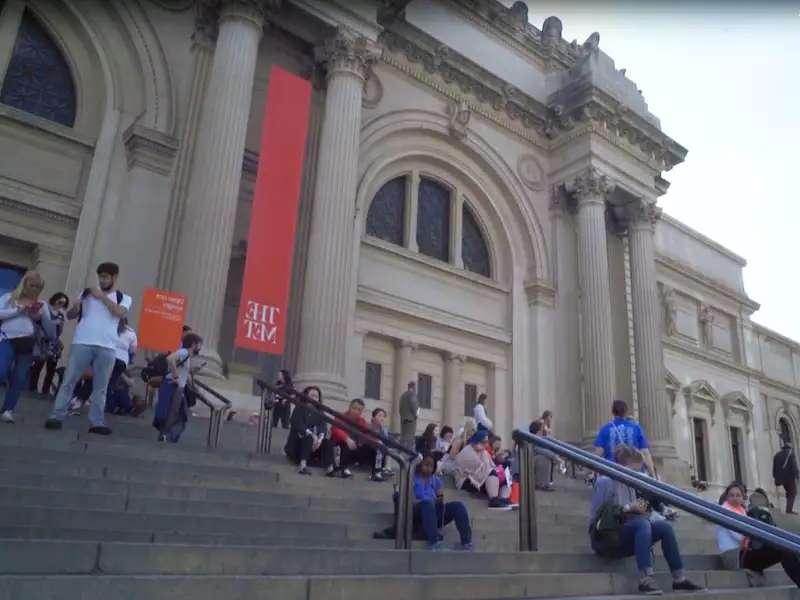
top-left (516, 0), bottom-right (800, 341)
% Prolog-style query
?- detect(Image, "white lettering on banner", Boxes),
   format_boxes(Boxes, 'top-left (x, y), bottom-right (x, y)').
top-left (243, 300), bottom-right (280, 344)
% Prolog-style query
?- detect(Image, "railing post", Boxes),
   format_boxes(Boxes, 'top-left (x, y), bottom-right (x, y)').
top-left (257, 388), bottom-right (274, 454)
top-left (518, 442), bottom-right (538, 551)
top-left (395, 460), bottom-right (409, 549)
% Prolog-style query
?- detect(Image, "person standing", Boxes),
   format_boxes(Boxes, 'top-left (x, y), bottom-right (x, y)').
top-left (399, 381), bottom-right (418, 450)
top-left (0, 271), bottom-right (53, 423)
top-left (473, 393), bottom-right (493, 433)
top-left (45, 262), bottom-right (132, 435)
top-left (105, 318), bottom-right (138, 415)
top-left (593, 400), bottom-right (656, 477)
top-left (153, 332), bottom-right (203, 443)
top-left (29, 292), bottom-right (68, 395)
top-left (773, 441), bottom-right (799, 515)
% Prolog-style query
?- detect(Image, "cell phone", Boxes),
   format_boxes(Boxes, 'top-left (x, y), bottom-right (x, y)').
top-left (30, 301), bottom-right (43, 311)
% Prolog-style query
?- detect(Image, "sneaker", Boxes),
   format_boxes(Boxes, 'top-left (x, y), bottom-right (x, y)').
top-left (0, 410), bottom-right (14, 424)
top-left (44, 418), bottom-right (62, 430)
top-left (745, 569), bottom-right (766, 588)
top-left (672, 578), bottom-right (705, 592)
top-left (663, 507), bottom-right (679, 521)
top-left (488, 497), bottom-right (513, 510)
top-left (297, 467), bottom-right (312, 476)
top-left (638, 577), bottom-right (663, 595)
top-left (340, 469), bottom-right (353, 479)
top-left (370, 472), bottom-right (386, 482)
top-left (88, 426), bottom-right (112, 436)
top-left (157, 434), bottom-right (167, 442)
top-left (382, 467), bottom-right (395, 477)
top-left (325, 468), bottom-right (338, 478)
top-left (455, 542), bottom-right (474, 551)
top-left (426, 541), bottom-right (445, 551)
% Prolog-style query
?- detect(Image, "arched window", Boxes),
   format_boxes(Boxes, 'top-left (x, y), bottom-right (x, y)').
top-left (462, 204), bottom-right (490, 277)
top-left (0, 10), bottom-right (76, 127)
top-left (416, 177), bottom-right (450, 262)
top-left (780, 417), bottom-right (793, 446)
top-left (366, 176), bottom-right (405, 246)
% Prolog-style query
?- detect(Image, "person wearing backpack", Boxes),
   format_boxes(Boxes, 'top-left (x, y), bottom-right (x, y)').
top-left (773, 441), bottom-right (799, 515)
top-left (152, 332), bottom-right (203, 443)
top-left (29, 292), bottom-right (68, 396)
top-left (45, 263), bottom-right (132, 435)
top-left (589, 444), bottom-right (703, 595)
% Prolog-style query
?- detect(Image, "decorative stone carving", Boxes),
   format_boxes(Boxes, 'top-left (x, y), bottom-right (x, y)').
top-left (316, 28), bottom-right (381, 81)
top-left (517, 154), bottom-right (544, 191)
top-left (123, 123), bottom-right (178, 176)
top-left (447, 98), bottom-right (471, 140)
top-left (362, 65), bottom-right (383, 108)
top-left (508, 1), bottom-right (528, 29)
top-left (699, 304), bottom-right (715, 346)
top-left (541, 16), bottom-right (563, 45)
top-left (564, 167), bottom-right (613, 206)
top-left (581, 32), bottom-right (600, 54)
top-left (377, 0), bottom-right (413, 25)
top-left (661, 285), bottom-right (677, 337)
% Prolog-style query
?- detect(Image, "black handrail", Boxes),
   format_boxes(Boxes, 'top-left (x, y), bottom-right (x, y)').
top-left (512, 429), bottom-right (800, 555)
top-left (192, 378), bottom-right (232, 406)
top-left (256, 380), bottom-right (417, 460)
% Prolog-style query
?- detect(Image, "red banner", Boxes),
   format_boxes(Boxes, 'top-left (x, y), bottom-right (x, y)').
top-left (235, 66), bottom-right (311, 354)
top-left (138, 287), bottom-right (187, 353)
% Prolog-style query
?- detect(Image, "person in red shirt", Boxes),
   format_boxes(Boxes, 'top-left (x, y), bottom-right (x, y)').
top-left (329, 398), bottom-right (371, 479)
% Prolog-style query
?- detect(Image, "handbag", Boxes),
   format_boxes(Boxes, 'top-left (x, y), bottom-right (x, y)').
top-left (10, 336), bottom-right (35, 355)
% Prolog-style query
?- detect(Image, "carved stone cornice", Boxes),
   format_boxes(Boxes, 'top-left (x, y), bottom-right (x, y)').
top-left (315, 29), bottom-right (381, 82)
top-left (194, 0), bottom-right (281, 45)
top-left (0, 195), bottom-right (77, 226)
top-left (562, 167), bottom-right (614, 207)
top-left (525, 279), bottom-right (556, 307)
top-left (444, 351), bottom-right (466, 363)
top-left (123, 123), bottom-right (179, 176)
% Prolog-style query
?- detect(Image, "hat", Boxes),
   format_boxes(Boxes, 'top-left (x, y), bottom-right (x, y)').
top-left (468, 430), bottom-right (488, 445)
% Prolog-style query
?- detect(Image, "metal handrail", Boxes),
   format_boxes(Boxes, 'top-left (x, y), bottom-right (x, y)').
top-left (186, 379), bottom-right (231, 449)
top-left (512, 429), bottom-right (800, 554)
top-left (256, 380), bottom-right (421, 549)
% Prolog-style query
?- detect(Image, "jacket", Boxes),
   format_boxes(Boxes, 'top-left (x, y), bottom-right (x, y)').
top-left (399, 390), bottom-right (418, 422)
top-left (453, 444), bottom-right (496, 490)
top-left (331, 413), bottom-right (368, 445)
top-left (773, 447), bottom-right (799, 485)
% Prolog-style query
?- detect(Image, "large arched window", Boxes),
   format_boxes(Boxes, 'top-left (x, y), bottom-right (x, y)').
top-left (416, 177), bottom-right (450, 262)
top-left (366, 176), bottom-right (405, 246)
top-left (0, 9), bottom-right (76, 127)
top-left (462, 203), bottom-right (491, 277)
top-left (365, 172), bottom-right (493, 279)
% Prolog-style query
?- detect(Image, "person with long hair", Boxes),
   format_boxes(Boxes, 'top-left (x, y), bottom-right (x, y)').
top-left (29, 292), bottom-right (68, 396)
top-left (717, 482), bottom-right (800, 587)
top-left (417, 423), bottom-right (439, 458)
top-left (285, 386), bottom-right (333, 476)
top-left (0, 271), bottom-right (53, 422)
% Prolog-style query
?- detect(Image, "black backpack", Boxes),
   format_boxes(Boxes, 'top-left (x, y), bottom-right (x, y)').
top-left (590, 501), bottom-right (625, 557)
top-left (746, 505), bottom-right (776, 551)
top-left (140, 353), bottom-right (169, 382)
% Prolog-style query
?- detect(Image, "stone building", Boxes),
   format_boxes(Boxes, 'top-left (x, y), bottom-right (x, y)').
top-left (0, 0), bottom-right (797, 498)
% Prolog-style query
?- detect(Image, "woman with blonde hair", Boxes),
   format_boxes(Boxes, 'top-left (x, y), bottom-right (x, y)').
top-left (0, 271), bottom-right (54, 422)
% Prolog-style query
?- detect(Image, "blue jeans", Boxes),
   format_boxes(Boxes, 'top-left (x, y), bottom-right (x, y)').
top-left (415, 500), bottom-right (472, 545)
top-left (0, 339), bottom-right (33, 412)
top-left (620, 517), bottom-right (683, 573)
top-left (50, 344), bottom-right (116, 427)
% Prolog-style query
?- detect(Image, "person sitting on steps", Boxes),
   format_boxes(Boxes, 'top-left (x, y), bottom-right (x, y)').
top-left (414, 455), bottom-right (473, 551)
top-left (330, 398), bottom-right (371, 479)
top-left (589, 444), bottom-right (704, 596)
top-left (284, 386), bottom-right (334, 476)
top-left (453, 429), bottom-right (512, 509)
top-left (367, 408), bottom-right (393, 482)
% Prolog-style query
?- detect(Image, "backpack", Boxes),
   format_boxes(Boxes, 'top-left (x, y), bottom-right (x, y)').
top-left (140, 352), bottom-right (189, 383)
top-left (77, 290), bottom-right (124, 322)
top-left (589, 501), bottom-right (625, 557)
top-left (746, 505), bottom-right (776, 551)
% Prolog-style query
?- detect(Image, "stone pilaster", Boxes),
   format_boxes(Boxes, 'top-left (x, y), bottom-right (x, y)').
top-left (392, 340), bottom-right (416, 432)
top-left (294, 29), bottom-right (381, 402)
top-left (628, 200), bottom-right (676, 458)
top-left (444, 352), bottom-right (465, 428)
top-left (171, 0), bottom-right (274, 371)
top-left (564, 168), bottom-right (617, 443)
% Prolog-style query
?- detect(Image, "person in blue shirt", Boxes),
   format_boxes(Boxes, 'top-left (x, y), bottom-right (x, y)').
top-left (594, 400), bottom-right (655, 477)
top-left (414, 455), bottom-right (473, 551)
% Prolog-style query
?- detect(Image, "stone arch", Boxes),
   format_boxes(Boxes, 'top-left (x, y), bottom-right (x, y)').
top-left (357, 109), bottom-right (549, 286)
top-left (776, 408), bottom-right (798, 446)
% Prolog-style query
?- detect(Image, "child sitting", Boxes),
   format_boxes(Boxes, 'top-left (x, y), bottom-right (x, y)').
top-left (414, 455), bottom-right (473, 551)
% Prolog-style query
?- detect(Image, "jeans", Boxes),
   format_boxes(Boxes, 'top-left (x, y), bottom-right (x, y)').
top-left (415, 500), bottom-right (471, 545)
top-left (29, 357), bottom-right (58, 394)
top-left (50, 344), bottom-right (116, 427)
top-left (0, 339), bottom-right (33, 412)
top-left (620, 517), bottom-right (683, 573)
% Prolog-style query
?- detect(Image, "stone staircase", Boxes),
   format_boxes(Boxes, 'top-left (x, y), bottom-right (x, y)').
top-left (0, 392), bottom-right (797, 599)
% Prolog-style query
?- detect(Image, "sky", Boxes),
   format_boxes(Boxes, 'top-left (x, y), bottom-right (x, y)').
top-left (517, 0), bottom-right (800, 342)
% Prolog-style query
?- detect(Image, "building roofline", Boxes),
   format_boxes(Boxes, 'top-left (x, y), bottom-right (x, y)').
top-left (660, 213), bottom-right (747, 267)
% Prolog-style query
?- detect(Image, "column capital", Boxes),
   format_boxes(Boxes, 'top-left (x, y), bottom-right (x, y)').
top-left (627, 199), bottom-right (662, 232)
top-left (563, 167), bottom-right (614, 208)
top-left (315, 28), bottom-right (381, 82)
top-left (444, 351), bottom-right (466, 363)
top-left (397, 339), bottom-right (418, 351)
top-left (194, 0), bottom-right (280, 45)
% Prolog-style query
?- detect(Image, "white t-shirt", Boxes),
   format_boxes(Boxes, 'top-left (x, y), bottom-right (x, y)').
top-left (113, 327), bottom-right (138, 365)
top-left (72, 290), bottom-right (132, 349)
top-left (0, 293), bottom-right (47, 339)
top-left (166, 347), bottom-right (192, 388)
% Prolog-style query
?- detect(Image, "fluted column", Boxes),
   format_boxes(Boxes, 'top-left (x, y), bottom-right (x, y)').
top-left (565, 168), bottom-right (617, 443)
top-left (294, 30), bottom-right (380, 403)
top-left (444, 352), bottom-right (465, 428)
top-left (628, 201), bottom-right (675, 457)
top-left (172, 0), bottom-right (273, 371)
top-left (392, 340), bottom-right (416, 432)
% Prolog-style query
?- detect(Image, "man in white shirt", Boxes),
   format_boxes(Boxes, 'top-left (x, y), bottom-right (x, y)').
top-left (45, 263), bottom-right (132, 435)
top-left (473, 393), bottom-right (493, 433)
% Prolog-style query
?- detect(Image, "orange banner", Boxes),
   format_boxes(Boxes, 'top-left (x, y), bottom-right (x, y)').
top-left (235, 66), bottom-right (311, 354)
top-left (138, 287), bottom-right (187, 353)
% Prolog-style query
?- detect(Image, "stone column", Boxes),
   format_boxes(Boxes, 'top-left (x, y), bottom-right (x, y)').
top-left (443, 352), bottom-right (465, 428)
top-left (391, 340), bottom-right (416, 432)
top-left (294, 30), bottom-right (380, 402)
top-left (565, 168), bottom-right (617, 443)
top-left (172, 0), bottom-right (274, 370)
top-left (628, 200), bottom-right (676, 457)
